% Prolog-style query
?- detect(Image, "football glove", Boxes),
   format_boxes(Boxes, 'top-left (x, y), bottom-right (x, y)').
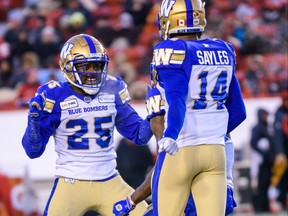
top-left (29, 91), bottom-right (46, 118)
top-left (113, 197), bottom-right (135, 216)
top-left (158, 137), bottom-right (178, 155)
top-left (145, 85), bottom-right (165, 121)
top-left (225, 186), bottom-right (237, 215)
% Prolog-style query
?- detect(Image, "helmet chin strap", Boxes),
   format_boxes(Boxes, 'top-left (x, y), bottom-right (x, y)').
top-left (164, 20), bottom-right (170, 40)
top-left (83, 88), bottom-right (99, 95)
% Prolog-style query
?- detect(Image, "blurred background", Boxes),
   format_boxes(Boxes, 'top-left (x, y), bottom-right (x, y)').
top-left (0, 0), bottom-right (287, 215)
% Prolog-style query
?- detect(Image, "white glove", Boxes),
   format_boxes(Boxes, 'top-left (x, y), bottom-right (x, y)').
top-left (158, 137), bottom-right (178, 155)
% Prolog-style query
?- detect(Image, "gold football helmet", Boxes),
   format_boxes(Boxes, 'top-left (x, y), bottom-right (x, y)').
top-left (158, 0), bottom-right (206, 39)
top-left (59, 34), bottom-right (109, 95)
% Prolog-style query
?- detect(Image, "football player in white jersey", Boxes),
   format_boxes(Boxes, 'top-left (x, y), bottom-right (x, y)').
top-left (131, 0), bottom-right (246, 215)
top-left (21, 34), bottom-right (154, 216)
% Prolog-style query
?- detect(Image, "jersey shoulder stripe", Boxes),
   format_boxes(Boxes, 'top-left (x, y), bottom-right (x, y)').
top-left (37, 80), bottom-right (66, 113)
top-left (103, 75), bottom-right (131, 105)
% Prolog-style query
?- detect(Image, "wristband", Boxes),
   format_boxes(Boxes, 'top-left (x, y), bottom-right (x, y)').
top-left (127, 196), bottom-right (136, 209)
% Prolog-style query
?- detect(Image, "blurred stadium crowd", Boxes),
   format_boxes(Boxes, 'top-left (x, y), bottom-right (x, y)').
top-left (0, 0), bottom-right (287, 110)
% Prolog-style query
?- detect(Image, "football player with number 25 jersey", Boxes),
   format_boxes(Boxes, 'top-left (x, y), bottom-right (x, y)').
top-left (21, 34), bottom-right (153, 216)
top-left (147, 0), bottom-right (246, 216)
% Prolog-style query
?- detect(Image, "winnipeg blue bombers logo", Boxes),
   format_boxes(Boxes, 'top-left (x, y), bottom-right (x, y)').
top-left (160, 0), bottom-right (176, 17)
top-left (60, 42), bottom-right (74, 60)
top-left (153, 48), bottom-right (185, 66)
top-left (154, 48), bottom-right (173, 66)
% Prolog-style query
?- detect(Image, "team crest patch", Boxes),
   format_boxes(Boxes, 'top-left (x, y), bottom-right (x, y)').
top-left (84, 96), bottom-right (92, 103)
top-left (60, 99), bottom-right (78, 110)
top-left (98, 94), bottom-right (115, 103)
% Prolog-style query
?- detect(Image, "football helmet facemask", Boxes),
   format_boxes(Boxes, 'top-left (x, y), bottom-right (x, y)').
top-left (158, 0), bottom-right (206, 40)
top-left (59, 34), bottom-right (109, 95)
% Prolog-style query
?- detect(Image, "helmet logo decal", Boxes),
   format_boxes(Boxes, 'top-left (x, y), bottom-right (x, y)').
top-left (60, 43), bottom-right (74, 60)
top-left (160, 0), bottom-right (176, 18)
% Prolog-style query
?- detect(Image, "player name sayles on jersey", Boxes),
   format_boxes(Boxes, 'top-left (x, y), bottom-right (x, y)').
top-left (196, 50), bottom-right (230, 65)
top-left (154, 48), bottom-right (230, 66)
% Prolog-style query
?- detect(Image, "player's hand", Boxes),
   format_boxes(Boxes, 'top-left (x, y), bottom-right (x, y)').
top-left (29, 91), bottom-right (46, 118)
top-left (145, 85), bottom-right (165, 121)
top-left (158, 137), bottom-right (178, 155)
top-left (225, 186), bottom-right (237, 215)
top-left (113, 197), bottom-right (135, 216)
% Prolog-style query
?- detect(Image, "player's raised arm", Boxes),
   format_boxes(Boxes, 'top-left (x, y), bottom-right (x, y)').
top-left (22, 91), bottom-right (50, 158)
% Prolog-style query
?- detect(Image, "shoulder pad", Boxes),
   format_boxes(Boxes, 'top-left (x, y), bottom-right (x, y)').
top-left (106, 75), bottom-right (118, 81)
top-left (37, 80), bottom-right (63, 113)
top-left (103, 76), bottom-right (131, 105)
top-left (211, 38), bottom-right (235, 55)
top-left (38, 80), bottom-right (61, 92)
top-left (105, 75), bottom-right (127, 91)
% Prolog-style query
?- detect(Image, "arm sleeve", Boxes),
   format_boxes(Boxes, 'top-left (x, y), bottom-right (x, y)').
top-left (22, 114), bottom-right (52, 159)
top-left (225, 73), bottom-right (247, 134)
top-left (158, 68), bottom-right (188, 140)
top-left (22, 82), bottom-right (61, 159)
top-left (115, 103), bottom-right (153, 145)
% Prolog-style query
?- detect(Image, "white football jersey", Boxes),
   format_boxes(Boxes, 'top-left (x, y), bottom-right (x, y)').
top-left (27, 76), bottom-right (148, 180)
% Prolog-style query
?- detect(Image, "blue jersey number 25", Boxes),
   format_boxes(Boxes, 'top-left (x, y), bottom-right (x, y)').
top-left (66, 116), bottom-right (112, 150)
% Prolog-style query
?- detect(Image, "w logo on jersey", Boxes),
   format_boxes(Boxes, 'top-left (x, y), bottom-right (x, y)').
top-left (146, 86), bottom-right (165, 117)
top-left (160, 0), bottom-right (176, 17)
top-left (154, 48), bottom-right (173, 66)
top-left (153, 48), bottom-right (185, 66)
